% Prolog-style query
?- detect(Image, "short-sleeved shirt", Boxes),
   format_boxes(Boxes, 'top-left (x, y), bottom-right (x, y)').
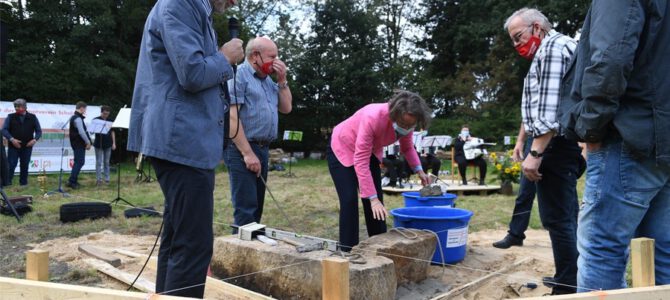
top-left (227, 60), bottom-right (279, 142)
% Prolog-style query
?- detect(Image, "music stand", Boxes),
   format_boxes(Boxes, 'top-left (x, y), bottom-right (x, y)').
top-left (46, 122), bottom-right (70, 198)
top-left (281, 130), bottom-right (303, 177)
top-left (109, 107), bottom-right (135, 207)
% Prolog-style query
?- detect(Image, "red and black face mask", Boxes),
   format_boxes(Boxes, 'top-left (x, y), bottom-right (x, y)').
top-left (255, 52), bottom-right (274, 75)
top-left (15, 107), bottom-right (26, 115)
top-left (515, 27), bottom-right (541, 60)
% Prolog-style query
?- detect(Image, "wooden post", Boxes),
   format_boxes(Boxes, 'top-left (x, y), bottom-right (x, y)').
top-left (25, 249), bottom-right (49, 281)
top-left (322, 257), bottom-right (349, 300)
top-left (631, 237), bottom-right (655, 288)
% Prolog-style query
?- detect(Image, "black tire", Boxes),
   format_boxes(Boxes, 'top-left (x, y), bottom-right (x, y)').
top-left (60, 202), bottom-right (111, 223)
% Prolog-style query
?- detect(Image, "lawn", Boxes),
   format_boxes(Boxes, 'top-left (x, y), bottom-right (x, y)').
top-left (0, 159), bottom-right (574, 282)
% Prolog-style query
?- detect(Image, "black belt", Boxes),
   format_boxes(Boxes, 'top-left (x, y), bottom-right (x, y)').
top-left (249, 140), bottom-right (272, 147)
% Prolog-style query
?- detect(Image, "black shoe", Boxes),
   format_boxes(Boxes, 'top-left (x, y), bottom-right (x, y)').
top-left (492, 235), bottom-right (523, 249)
top-left (479, 179), bottom-right (486, 186)
top-left (66, 182), bottom-right (79, 189)
top-left (551, 286), bottom-right (575, 295)
top-left (542, 276), bottom-right (557, 288)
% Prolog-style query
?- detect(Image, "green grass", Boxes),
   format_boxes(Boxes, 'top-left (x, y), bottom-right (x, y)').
top-left (0, 159), bottom-right (579, 281)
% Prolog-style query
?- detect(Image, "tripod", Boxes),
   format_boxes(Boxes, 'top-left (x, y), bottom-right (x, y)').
top-left (46, 127), bottom-right (69, 198)
top-left (110, 162), bottom-right (135, 207)
top-left (281, 152), bottom-right (296, 178)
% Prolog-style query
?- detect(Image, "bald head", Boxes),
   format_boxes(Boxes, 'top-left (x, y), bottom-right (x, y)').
top-left (245, 36), bottom-right (277, 59)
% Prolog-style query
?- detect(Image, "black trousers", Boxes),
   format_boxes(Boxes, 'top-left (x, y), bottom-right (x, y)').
top-left (508, 138), bottom-right (537, 240)
top-left (421, 154), bottom-right (442, 177)
top-left (327, 147), bottom-right (386, 251)
top-left (455, 155), bottom-right (487, 183)
top-left (151, 158), bottom-right (214, 298)
top-left (535, 136), bottom-right (581, 293)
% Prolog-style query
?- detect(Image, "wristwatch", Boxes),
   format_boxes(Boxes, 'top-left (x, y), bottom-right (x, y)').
top-left (529, 150), bottom-right (544, 158)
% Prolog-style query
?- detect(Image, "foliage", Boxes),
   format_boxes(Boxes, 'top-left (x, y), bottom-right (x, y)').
top-left (490, 150), bottom-right (522, 184)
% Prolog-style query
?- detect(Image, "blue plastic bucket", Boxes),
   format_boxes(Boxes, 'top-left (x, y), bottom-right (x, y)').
top-left (402, 192), bottom-right (457, 208)
top-left (390, 206), bottom-right (474, 264)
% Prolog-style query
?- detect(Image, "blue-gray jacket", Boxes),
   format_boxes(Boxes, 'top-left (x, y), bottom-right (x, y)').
top-left (560, 0), bottom-right (670, 168)
top-left (128, 0), bottom-right (233, 170)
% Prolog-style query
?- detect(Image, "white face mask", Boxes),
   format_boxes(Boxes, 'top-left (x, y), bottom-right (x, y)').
top-left (460, 130), bottom-right (470, 138)
top-left (393, 122), bottom-right (414, 138)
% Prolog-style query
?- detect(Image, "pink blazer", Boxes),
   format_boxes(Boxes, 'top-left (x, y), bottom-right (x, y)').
top-left (331, 103), bottom-right (422, 198)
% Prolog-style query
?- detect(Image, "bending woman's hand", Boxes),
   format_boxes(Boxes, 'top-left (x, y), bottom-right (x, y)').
top-left (417, 170), bottom-right (431, 186)
top-left (370, 198), bottom-right (387, 221)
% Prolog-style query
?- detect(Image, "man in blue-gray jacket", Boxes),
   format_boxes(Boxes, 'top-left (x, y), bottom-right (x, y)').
top-left (560, 0), bottom-right (670, 292)
top-left (128, 0), bottom-right (243, 297)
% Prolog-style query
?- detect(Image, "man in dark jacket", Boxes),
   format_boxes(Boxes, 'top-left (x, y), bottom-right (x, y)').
top-left (560, 0), bottom-right (670, 291)
top-left (1, 98), bottom-right (42, 186)
top-left (67, 101), bottom-right (91, 189)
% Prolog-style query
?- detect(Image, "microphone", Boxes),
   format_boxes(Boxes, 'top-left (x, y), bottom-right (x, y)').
top-left (228, 17), bottom-right (239, 39)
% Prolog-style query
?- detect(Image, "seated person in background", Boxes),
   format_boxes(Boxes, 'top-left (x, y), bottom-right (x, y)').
top-left (454, 125), bottom-right (487, 185)
top-left (421, 146), bottom-right (441, 177)
top-left (382, 152), bottom-right (403, 188)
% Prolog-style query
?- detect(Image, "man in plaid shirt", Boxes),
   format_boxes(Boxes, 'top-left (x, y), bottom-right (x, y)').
top-left (504, 8), bottom-right (583, 295)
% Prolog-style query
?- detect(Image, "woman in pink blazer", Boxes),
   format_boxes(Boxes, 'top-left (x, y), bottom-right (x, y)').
top-left (327, 90), bottom-right (432, 251)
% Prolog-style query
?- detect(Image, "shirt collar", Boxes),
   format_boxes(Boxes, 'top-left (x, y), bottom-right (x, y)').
top-left (201, 0), bottom-right (213, 16)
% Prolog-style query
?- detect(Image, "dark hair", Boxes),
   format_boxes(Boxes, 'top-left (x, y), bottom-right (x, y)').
top-left (388, 90), bottom-right (432, 129)
top-left (101, 105), bottom-right (111, 113)
top-left (76, 101), bottom-right (87, 109)
top-left (461, 124), bottom-right (469, 129)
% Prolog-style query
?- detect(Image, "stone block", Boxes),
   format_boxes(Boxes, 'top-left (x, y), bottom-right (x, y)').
top-left (353, 229), bottom-right (437, 285)
top-left (211, 236), bottom-right (396, 300)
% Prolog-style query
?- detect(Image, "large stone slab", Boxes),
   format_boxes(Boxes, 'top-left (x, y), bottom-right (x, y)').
top-left (353, 229), bottom-right (437, 285)
top-left (211, 236), bottom-right (396, 300)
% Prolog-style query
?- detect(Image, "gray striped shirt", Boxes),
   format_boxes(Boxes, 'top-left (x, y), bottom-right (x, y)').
top-left (227, 60), bottom-right (280, 141)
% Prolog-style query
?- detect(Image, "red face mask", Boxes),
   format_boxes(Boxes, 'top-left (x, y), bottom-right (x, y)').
top-left (255, 52), bottom-right (275, 75)
top-left (515, 33), bottom-right (541, 60)
top-left (15, 108), bottom-right (26, 115)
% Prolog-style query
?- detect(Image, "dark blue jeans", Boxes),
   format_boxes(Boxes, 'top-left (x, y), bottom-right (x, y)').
top-left (508, 138), bottom-right (537, 240)
top-left (536, 136), bottom-right (581, 293)
top-left (327, 146), bottom-right (386, 251)
top-left (223, 143), bottom-right (269, 232)
top-left (68, 147), bottom-right (86, 186)
top-left (7, 146), bottom-right (33, 186)
top-left (151, 158), bottom-right (214, 298)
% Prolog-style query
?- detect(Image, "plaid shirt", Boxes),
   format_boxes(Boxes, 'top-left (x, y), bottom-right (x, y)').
top-left (522, 30), bottom-right (576, 137)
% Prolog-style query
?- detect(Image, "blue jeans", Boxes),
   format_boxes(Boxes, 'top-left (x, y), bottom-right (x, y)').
top-left (536, 136), bottom-right (581, 293)
top-left (577, 136), bottom-right (670, 291)
top-left (508, 138), bottom-right (537, 240)
top-left (151, 158), bottom-right (214, 298)
top-left (68, 147), bottom-right (86, 185)
top-left (7, 146), bottom-right (33, 186)
top-left (95, 147), bottom-right (112, 182)
top-left (223, 143), bottom-right (269, 232)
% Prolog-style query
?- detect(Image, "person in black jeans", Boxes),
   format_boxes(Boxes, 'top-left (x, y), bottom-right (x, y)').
top-left (454, 125), bottom-right (487, 185)
top-left (67, 101), bottom-right (91, 189)
top-left (421, 147), bottom-right (442, 177)
top-left (494, 124), bottom-right (536, 249)
top-left (1, 98), bottom-right (42, 186)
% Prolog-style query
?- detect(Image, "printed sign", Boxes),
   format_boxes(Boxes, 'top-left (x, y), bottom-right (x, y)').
top-left (1, 101), bottom-right (102, 173)
top-left (446, 226), bottom-right (469, 248)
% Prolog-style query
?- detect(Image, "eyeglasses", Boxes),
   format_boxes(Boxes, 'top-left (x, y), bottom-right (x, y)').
top-left (512, 25), bottom-right (533, 45)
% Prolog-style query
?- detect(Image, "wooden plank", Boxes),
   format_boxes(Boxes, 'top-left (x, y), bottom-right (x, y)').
top-left (84, 258), bottom-right (155, 293)
top-left (205, 276), bottom-right (275, 300)
top-left (521, 285), bottom-right (670, 300)
top-left (430, 257), bottom-right (532, 300)
top-left (0, 276), bottom-right (193, 300)
top-left (25, 249), bottom-right (49, 282)
top-left (79, 244), bottom-right (122, 267)
top-left (631, 237), bottom-right (655, 288)
top-left (116, 249), bottom-right (275, 300)
top-left (322, 257), bottom-right (349, 300)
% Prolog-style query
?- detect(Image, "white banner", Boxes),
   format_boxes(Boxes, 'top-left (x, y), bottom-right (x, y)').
top-left (1, 101), bottom-right (102, 174)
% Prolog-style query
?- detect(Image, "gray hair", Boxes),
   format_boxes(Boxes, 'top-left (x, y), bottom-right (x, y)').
top-left (504, 8), bottom-right (552, 32)
top-left (13, 98), bottom-right (27, 108)
top-left (388, 90), bottom-right (432, 129)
